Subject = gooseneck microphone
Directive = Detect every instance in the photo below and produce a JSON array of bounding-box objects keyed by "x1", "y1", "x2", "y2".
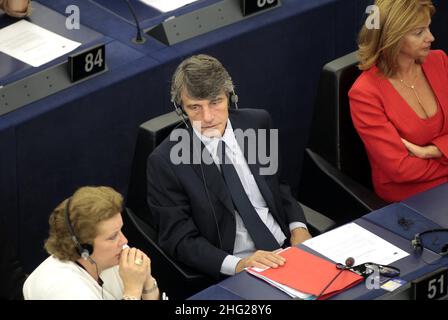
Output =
[
  {"x1": 124, "y1": 0, "x2": 146, "y2": 44},
  {"x1": 315, "y1": 257, "x2": 355, "y2": 300}
]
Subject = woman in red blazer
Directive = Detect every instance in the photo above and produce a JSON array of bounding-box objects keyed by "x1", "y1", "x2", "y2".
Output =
[{"x1": 349, "y1": 0, "x2": 448, "y2": 202}]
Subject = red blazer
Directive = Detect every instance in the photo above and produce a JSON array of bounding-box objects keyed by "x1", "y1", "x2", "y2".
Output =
[{"x1": 349, "y1": 50, "x2": 448, "y2": 202}]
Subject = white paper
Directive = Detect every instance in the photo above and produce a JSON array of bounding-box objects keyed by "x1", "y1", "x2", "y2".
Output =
[
  {"x1": 0, "y1": 20, "x2": 81, "y2": 67},
  {"x1": 139, "y1": 0, "x2": 197, "y2": 12},
  {"x1": 303, "y1": 223, "x2": 409, "y2": 266}
]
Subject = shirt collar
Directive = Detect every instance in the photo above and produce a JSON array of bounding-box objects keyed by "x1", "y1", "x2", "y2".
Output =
[{"x1": 192, "y1": 119, "x2": 238, "y2": 152}]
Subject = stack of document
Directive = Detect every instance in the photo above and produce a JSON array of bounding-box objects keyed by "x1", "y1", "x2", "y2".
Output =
[{"x1": 246, "y1": 246, "x2": 364, "y2": 300}]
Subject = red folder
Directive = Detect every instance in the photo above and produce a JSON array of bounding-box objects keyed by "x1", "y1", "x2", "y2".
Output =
[{"x1": 246, "y1": 247, "x2": 364, "y2": 299}]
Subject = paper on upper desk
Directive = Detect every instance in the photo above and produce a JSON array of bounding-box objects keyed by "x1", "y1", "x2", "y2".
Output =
[
  {"x1": 139, "y1": 0, "x2": 197, "y2": 12},
  {"x1": 0, "y1": 20, "x2": 81, "y2": 67},
  {"x1": 303, "y1": 223, "x2": 409, "y2": 266}
]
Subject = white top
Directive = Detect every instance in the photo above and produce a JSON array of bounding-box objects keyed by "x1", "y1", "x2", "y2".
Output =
[
  {"x1": 23, "y1": 255, "x2": 124, "y2": 300},
  {"x1": 193, "y1": 120, "x2": 307, "y2": 275}
]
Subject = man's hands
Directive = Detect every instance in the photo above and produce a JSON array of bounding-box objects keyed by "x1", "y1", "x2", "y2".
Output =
[
  {"x1": 401, "y1": 138, "x2": 442, "y2": 159},
  {"x1": 235, "y1": 250, "x2": 286, "y2": 273},
  {"x1": 235, "y1": 228, "x2": 312, "y2": 273},
  {"x1": 290, "y1": 227, "x2": 312, "y2": 247}
]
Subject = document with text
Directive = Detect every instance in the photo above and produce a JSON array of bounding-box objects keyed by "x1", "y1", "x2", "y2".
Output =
[
  {"x1": 303, "y1": 223, "x2": 409, "y2": 266},
  {"x1": 139, "y1": 0, "x2": 197, "y2": 12},
  {"x1": 0, "y1": 20, "x2": 81, "y2": 67}
]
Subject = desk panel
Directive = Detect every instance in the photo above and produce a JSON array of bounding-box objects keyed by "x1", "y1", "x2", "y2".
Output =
[{"x1": 402, "y1": 183, "x2": 448, "y2": 229}]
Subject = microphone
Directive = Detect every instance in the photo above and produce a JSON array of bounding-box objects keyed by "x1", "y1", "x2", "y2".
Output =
[
  {"x1": 315, "y1": 257, "x2": 355, "y2": 300},
  {"x1": 123, "y1": 0, "x2": 146, "y2": 44}
]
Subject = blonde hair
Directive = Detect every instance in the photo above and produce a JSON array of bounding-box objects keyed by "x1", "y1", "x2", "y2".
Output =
[
  {"x1": 44, "y1": 186, "x2": 123, "y2": 261},
  {"x1": 357, "y1": 0, "x2": 435, "y2": 77}
]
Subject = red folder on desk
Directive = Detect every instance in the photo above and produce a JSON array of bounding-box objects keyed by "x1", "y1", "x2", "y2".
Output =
[{"x1": 246, "y1": 247, "x2": 364, "y2": 299}]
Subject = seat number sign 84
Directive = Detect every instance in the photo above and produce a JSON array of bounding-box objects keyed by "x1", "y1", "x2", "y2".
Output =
[
  {"x1": 69, "y1": 44, "x2": 106, "y2": 82},
  {"x1": 242, "y1": 0, "x2": 279, "y2": 17}
]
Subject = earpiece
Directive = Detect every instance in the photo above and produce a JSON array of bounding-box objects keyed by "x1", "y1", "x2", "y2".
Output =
[
  {"x1": 411, "y1": 236, "x2": 422, "y2": 250},
  {"x1": 172, "y1": 100, "x2": 190, "y2": 129},
  {"x1": 229, "y1": 89, "x2": 239, "y2": 110},
  {"x1": 64, "y1": 198, "x2": 93, "y2": 261},
  {"x1": 412, "y1": 229, "x2": 448, "y2": 255},
  {"x1": 441, "y1": 244, "x2": 448, "y2": 256}
]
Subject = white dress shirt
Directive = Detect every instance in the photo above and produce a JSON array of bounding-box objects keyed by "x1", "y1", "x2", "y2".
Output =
[{"x1": 193, "y1": 120, "x2": 307, "y2": 275}]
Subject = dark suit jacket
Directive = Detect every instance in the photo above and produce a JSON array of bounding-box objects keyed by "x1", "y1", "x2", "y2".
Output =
[{"x1": 146, "y1": 108, "x2": 306, "y2": 279}]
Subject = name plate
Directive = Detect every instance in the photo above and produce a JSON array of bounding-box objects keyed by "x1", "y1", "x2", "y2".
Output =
[
  {"x1": 242, "y1": 0, "x2": 279, "y2": 17},
  {"x1": 412, "y1": 267, "x2": 448, "y2": 300},
  {"x1": 68, "y1": 44, "x2": 106, "y2": 82}
]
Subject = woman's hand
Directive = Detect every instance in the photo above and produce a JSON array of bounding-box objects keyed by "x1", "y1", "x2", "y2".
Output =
[
  {"x1": 119, "y1": 247, "x2": 149, "y2": 299},
  {"x1": 401, "y1": 138, "x2": 442, "y2": 159},
  {"x1": 141, "y1": 257, "x2": 160, "y2": 300}
]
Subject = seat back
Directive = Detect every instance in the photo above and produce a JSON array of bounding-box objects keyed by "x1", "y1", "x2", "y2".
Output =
[
  {"x1": 122, "y1": 207, "x2": 212, "y2": 300},
  {"x1": 298, "y1": 52, "x2": 387, "y2": 225},
  {"x1": 125, "y1": 111, "x2": 213, "y2": 299},
  {"x1": 308, "y1": 51, "x2": 372, "y2": 189},
  {"x1": 126, "y1": 111, "x2": 182, "y2": 227}
]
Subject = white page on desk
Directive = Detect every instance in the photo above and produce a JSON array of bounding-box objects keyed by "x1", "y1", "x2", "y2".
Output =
[
  {"x1": 303, "y1": 223, "x2": 409, "y2": 266},
  {"x1": 0, "y1": 20, "x2": 81, "y2": 67},
  {"x1": 139, "y1": 0, "x2": 197, "y2": 12}
]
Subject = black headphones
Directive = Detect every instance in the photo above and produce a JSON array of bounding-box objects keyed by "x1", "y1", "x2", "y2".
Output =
[
  {"x1": 172, "y1": 89, "x2": 239, "y2": 129},
  {"x1": 411, "y1": 229, "x2": 448, "y2": 256},
  {"x1": 229, "y1": 90, "x2": 239, "y2": 109},
  {"x1": 64, "y1": 198, "x2": 93, "y2": 261}
]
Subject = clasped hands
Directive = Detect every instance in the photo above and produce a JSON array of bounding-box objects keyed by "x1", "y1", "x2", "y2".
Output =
[
  {"x1": 235, "y1": 227, "x2": 311, "y2": 273},
  {"x1": 119, "y1": 247, "x2": 158, "y2": 299},
  {"x1": 401, "y1": 138, "x2": 442, "y2": 159}
]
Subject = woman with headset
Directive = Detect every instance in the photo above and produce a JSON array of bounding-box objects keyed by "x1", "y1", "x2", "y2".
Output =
[
  {"x1": 23, "y1": 186, "x2": 160, "y2": 300},
  {"x1": 349, "y1": 0, "x2": 448, "y2": 202},
  {"x1": 0, "y1": 0, "x2": 30, "y2": 17}
]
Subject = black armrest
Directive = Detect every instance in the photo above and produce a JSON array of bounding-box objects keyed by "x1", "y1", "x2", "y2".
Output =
[
  {"x1": 298, "y1": 149, "x2": 388, "y2": 225},
  {"x1": 299, "y1": 202, "x2": 336, "y2": 236},
  {"x1": 123, "y1": 207, "x2": 212, "y2": 299}
]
